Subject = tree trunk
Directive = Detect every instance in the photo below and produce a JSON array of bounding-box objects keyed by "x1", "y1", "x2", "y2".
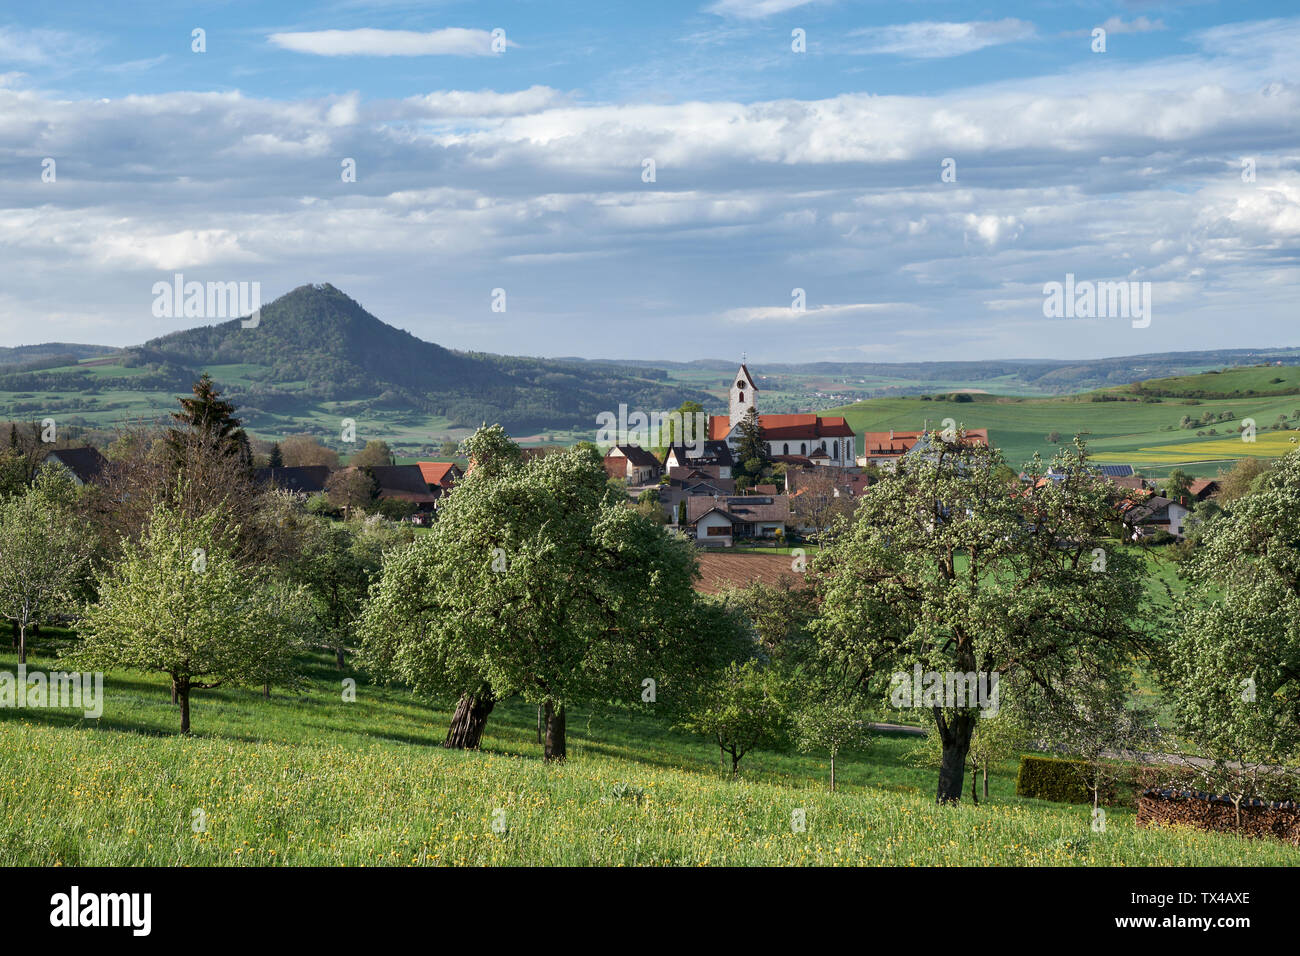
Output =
[
  {"x1": 443, "y1": 691, "x2": 494, "y2": 749},
  {"x1": 730, "y1": 750, "x2": 741, "y2": 779},
  {"x1": 263, "y1": 683, "x2": 270, "y2": 699},
  {"x1": 335, "y1": 647, "x2": 346, "y2": 669},
  {"x1": 971, "y1": 761, "x2": 979, "y2": 805},
  {"x1": 537, "y1": 703, "x2": 544, "y2": 744},
  {"x1": 543, "y1": 701, "x2": 566, "y2": 763},
  {"x1": 178, "y1": 682, "x2": 191, "y2": 735},
  {"x1": 17, "y1": 622, "x2": 26, "y2": 664},
  {"x1": 830, "y1": 752, "x2": 836, "y2": 793},
  {"x1": 171, "y1": 678, "x2": 178, "y2": 705},
  {"x1": 935, "y1": 710, "x2": 975, "y2": 804}
]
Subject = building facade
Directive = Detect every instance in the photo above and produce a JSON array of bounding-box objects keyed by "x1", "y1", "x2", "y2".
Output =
[{"x1": 709, "y1": 364, "x2": 856, "y2": 467}]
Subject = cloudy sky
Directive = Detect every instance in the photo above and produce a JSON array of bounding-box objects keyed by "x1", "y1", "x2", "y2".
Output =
[{"x1": 2, "y1": 0, "x2": 1298, "y2": 363}]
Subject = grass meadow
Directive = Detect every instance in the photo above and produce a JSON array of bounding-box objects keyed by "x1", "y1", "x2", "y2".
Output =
[{"x1": 1, "y1": 630, "x2": 1295, "y2": 866}]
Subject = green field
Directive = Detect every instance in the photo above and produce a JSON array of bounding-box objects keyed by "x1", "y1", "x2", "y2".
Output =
[
  {"x1": 1129, "y1": 365, "x2": 1300, "y2": 399},
  {"x1": 825, "y1": 392, "x2": 1300, "y2": 476},
  {"x1": 0, "y1": 630, "x2": 1293, "y2": 866}
]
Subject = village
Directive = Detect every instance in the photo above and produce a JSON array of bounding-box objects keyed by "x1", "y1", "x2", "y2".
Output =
[{"x1": 37, "y1": 363, "x2": 1219, "y2": 588}]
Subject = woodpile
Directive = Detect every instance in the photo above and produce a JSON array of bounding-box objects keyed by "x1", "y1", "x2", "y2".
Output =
[{"x1": 1137, "y1": 789, "x2": 1300, "y2": 846}]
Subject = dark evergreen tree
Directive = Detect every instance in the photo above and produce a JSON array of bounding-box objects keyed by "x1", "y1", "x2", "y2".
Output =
[
  {"x1": 166, "y1": 374, "x2": 252, "y2": 471},
  {"x1": 735, "y1": 407, "x2": 768, "y2": 480}
]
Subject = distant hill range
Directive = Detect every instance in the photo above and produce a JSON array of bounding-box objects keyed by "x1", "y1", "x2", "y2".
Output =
[
  {"x1": 1, "y1": 285, "x2": 715, "y2": 433},
  {"x1": 4, "y1": 283, "x2": 1299, "y2": 434},
  {"x1": 572, "y1": 350, "x2": 1300, "y2": 395},
  {"x1": 0, "y1": 343, "x2": 118, "y2": 371}
]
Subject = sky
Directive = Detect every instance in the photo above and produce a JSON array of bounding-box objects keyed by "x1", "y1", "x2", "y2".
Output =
[{"x1": 2, "y1": 0, "x2": 1298, "y2": 364}]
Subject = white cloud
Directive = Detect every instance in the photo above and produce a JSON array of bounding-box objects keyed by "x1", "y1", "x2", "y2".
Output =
[
  {"x1": 0, "y1": 26, "x2": 96, "y2": 64},
  {"x1": 4, "y1": 16, "x2": 1300, "y2": 359},
  {"x1": 722, "y1": 303, "x2": 914, "y2": 323},
  {"x1": 1064, "y1": 16, "x2": 1166, "y2": 39},
  {"x1": 404, "y1": 86, "x2": 564, "y2": 117},
  {"x1": 1098, "y1": 16, "x2": 1166, "y2": 36},
  {"x1": 851, "y1": 19, "x2": 1036, "y2": 58},
  {"x1": 705, "y1": 0, "x2": 823, "y2": 20},
  {"x1": 964, "y1": 214, "x2": 1022, "y2": 247},
  {"x1": 267, "y1": 28, "x2": 501, "y2": 57}
]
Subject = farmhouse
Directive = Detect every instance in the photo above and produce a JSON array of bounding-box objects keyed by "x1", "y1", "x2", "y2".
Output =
[
  {"x1": 860, "y1": 428, "x2": 990, "y2": 469},
  {"x1": 369, "y1": 465, "x2": 441, "y2": 515},
  {"x1": 40, "y1": 447, "x2": 107, "y2": 485},
  {"x1": 707, "y1": 364, "x2": 856, "y2": 467},
  {"x1": 604, "y1": 444, "x2": 663, "y2": 485},
  {"x1": 663, "y1": 440, "x2": 734, "y2": 478},
  {"x1": 1119, "y1": 494, "x2": 1191, "y2": 540},
  {"x1": 416, "y1": 461, "x2": 463, "y2": 496},
  {"x1": 256, "y1": 464, "x2": 331, "y2": 495}
]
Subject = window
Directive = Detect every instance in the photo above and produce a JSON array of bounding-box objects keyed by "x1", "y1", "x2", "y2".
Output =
[
  {"x1": 707, "y1": 524, "x2": 730, "y2": 536},
  {"x1": 833, "y1": 440, "x2": 839, "y2": 459},
  {"x1": 783, "y1": 443, "x2": 789, "y2": 455},
  {"x1": 800, "y1": 443, "x2": 806, "y2": 455},
  {"x1": 738, "y1": 390, "x2": 744, "y2": 403}
]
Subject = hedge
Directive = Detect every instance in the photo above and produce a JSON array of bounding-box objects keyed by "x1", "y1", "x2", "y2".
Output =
[
  {"x1": 1017, "y1": 756, "x2": 1300, "y2": 808},
  {"x1": 1014, "y1": 755, "x2": 1121, "y2": 806}
]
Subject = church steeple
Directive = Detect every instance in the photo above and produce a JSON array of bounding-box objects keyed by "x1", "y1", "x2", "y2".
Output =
[{"x1": 729, "y1": 361, "x2": 758, "y2": 428}]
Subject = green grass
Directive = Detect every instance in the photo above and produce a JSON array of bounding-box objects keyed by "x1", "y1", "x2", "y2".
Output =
[
  {"x1": 823, "y1": 392, "x2": 1300, "y2": 476},
  {"x1": 1127, "y1": 364, "x2": 1300, "y2": 399},
  {"x1": 0, "y1": 634, "x2": 1293, "y2": 866}
]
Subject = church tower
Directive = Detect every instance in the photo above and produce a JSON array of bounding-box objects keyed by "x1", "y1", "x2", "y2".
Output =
[{"x1": 729, "y1": 362, "x2": 758, "y2": 429}]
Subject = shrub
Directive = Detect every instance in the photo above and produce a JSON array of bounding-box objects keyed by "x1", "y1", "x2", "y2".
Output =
[{"x1": 1015, "y1": 755, "x2": 1121, "y2": 805}]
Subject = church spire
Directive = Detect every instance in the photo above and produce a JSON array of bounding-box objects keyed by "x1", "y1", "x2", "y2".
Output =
[{"x1": 729, "y1": 361, "x2": 757, "y2": 428}]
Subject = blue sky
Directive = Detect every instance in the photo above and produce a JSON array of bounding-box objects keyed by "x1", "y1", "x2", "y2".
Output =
[{"x1": 3, "y1": 0, "x2": 1298, "y2": 362}]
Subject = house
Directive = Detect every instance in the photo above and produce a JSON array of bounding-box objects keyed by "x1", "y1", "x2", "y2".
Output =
[
  {"x1": 693, "y1": 552, "x2": 810, "y2": 596},
  {"x1": 663, "y1": 441, "x2": 735, "y2": 478},
  {"x1": 659, "y1": 468, "x2": 737, "y2": 522},
  {"x1": 1119, "y1": 494, "x2": 1191, "y2": 540},
  {"x1": 785, "y1": 466, "x2": 871, "y2": 499},
  {"x1": 604, "y1": 445, "x2": 662, "y2": 485},
  {"x1": 685, "y1": 494, "x2": 790, "y2": 547},
  {"x1": 859, "y1": 428, "x2": 990, "y2": 469},
  {"x1": 1187, "y1": 478, "x2": 1219, "y2": 501},
  {"x1": 255, "y1": 465, "x2": 331, "y2": 495},
  {"x1": 786, "y1": 468, "x2": 865, "y2": 534},
  {"x1": 416, "y1": 461, "x2": 463, "y2": 496},
  {"x1": 40, "y1": 447, "x2": 107, "y2": 485},
  {"x1": 666, "y1": 464, "x2": 727, "y2": 484},
  {"x1": 706, "y1": 364, "x2": 856, "y2": 467},
  {"x1": 369, "y1": 464, "x2": 441, "y2": 516},
  {"x1": 1108, "y1": 475, "x2": 1156, "y2": 493}
]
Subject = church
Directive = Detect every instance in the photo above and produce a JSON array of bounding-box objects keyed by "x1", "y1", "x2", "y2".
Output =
[{"x1": 708, "y1": 364, "x2": 856, "y2": 467}]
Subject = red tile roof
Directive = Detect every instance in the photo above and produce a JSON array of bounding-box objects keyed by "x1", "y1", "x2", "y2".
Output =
[
  {"x1": 708, "y1": 413, "x2": 855, "y2": 441},
  {"x1": 417, "y1": 462, "x2": 461, "y2": 488},
  {"x1": 861, "y1": 428, "x2": 989, "y2": 458}
]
